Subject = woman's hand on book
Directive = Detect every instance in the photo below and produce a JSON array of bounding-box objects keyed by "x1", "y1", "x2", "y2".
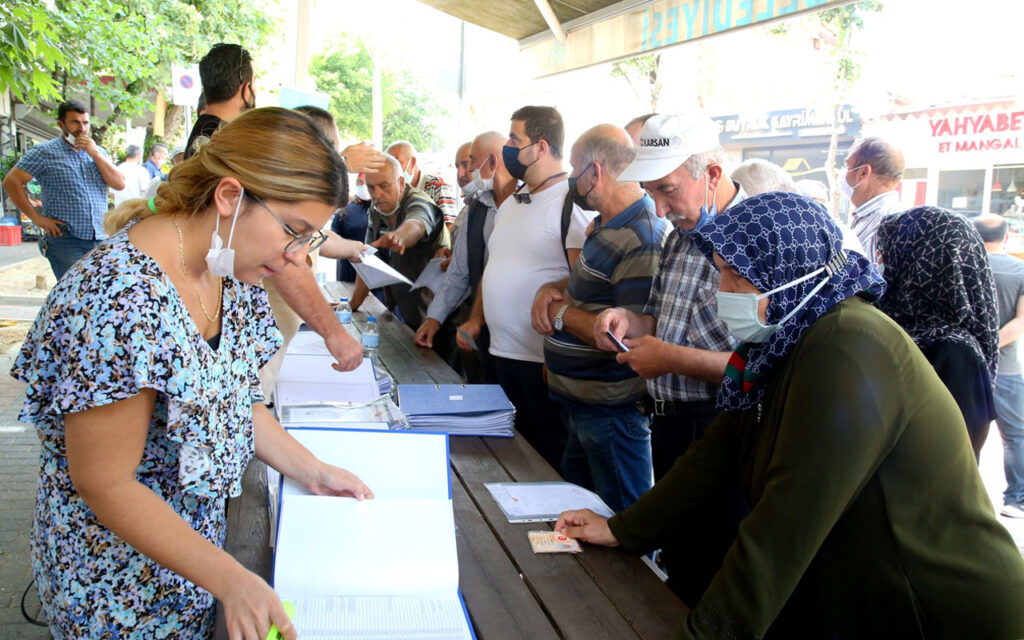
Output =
[{"x1": 308, "y1": 463, "x2": 374, "y2": 501}]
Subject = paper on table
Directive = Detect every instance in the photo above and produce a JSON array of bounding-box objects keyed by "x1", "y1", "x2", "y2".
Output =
[
  {"x1": 276, "y1": 356, "x2": 380, "y2": 406},
  {"x1": 285, "y1": 331, "x2": 332, "y2": 356},
  {"x1": 281, "y1": 428, "x2": 450, "y2": 501},
  {"x1": 350, "y1": 247, "x2": 413, "y2": 289},
  {"x1": 409, "y1": 257, "x2": 449, "y2": 293},
  {"x1": 274, "y1": 496, "x2": 459, "y2": 598},
  {"x1": 484, "y1": 481, "x2": 615, "y2": 523},
  {"x1": 290, "y1": 596, "x2": 472, "y2": 640}
]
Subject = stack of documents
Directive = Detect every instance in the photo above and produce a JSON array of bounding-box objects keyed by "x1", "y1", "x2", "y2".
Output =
[
  {"x1": 273, "y1": 428, "x2": 473, "y2": 639},
  {"x1": 397, "y1": 384, "x2": 515, "y2": 437},
  {"x1": 484, "y1": 481, "x2": 615, "y2": 523},
  {"x1": 276, "y1": 355, "x2": 382, "y2": 408}
]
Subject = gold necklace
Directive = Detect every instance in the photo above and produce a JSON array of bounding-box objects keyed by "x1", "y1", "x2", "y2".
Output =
[{"x1": 173, "y1": 218, "x2": 223, "y2": 324}]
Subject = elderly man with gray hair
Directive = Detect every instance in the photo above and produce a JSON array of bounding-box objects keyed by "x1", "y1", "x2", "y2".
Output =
[
  {"x1": 731, "y1": 157, "x2": 796, "y2": 195},
  {"x1": 387, "y1": 140, "x2": 459, "y2": 230},
  {"x1": 351, "y1": 154, "x2": 449, "y2": 330},
  {"x1": 839, "y1": 136, "x2": 906, "y2": 262},
  {"x1": 530, "y1": 124, "x2": 669, "y2": 513}
]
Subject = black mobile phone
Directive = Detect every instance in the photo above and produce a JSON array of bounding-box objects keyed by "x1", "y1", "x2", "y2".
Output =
[{"x1": 606, "y1": 330, "x2": 629, "y2": 353}]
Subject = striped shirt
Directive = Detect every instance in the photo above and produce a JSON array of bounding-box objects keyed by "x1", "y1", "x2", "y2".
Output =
[
  {"x1": 545, "y1": 196, "x2": 669, "y2": 407},
  {"x1": 643, "y1": 185, "x2": 746, "y2": 403},
  {"x1": 415, "y1": 172, "x2": 459, "y2": 229},
  {"x1": 850, "y1": 190, "x2": 903, "y2": 264},
  {"x1": 426, "y1": 191, "x2": 497, "y2": 323},
  {"x1": 14, "y1": 137, "x2": 110, "y2": 240}
]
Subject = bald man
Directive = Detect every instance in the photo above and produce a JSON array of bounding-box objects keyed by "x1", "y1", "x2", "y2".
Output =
[
  {"x1": 415, "y1": 131, "x2": 516, "y2": 383},
  {"x1": 529, "y1": 124, "x2": 669, "y2": 512},
  {"x1": 387, "y1": 140, "x2": 459, "y2": 230}
]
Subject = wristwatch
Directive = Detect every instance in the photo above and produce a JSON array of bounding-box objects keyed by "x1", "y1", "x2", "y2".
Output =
[{"x1": 553, "y1": 304, "x2": 570, "y2": 331}]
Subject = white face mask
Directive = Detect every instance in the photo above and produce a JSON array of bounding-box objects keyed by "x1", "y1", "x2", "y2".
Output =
[
  {"x1": 354, "y1": 184, "x2": 370, "y2": 201},
  {"x1": 402, "y1": 159, "x2": 415, "y2": 186},
  {"x1": 472, "y1": 164, "x2": 494, "y2": 195},
  {"x1": 838, "y1": 164, "x2": 864, "y2": 202},
  {"x1": 715, "y1": 253, "x2": 847, "y2": 343},
  {"x1": 206, "y1": 187, "x2": 245, "y2": 277},
  {"x1": 460, "y1": 180, "x2": 480, "y2": 198}
]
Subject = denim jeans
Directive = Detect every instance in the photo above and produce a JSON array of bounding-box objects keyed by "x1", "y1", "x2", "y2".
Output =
[
  {"x1": 39, "y1": 234, "x2": 100, "y2": 281},
  {"x1": 558, "y1": 402, "x2": 653, "y2": 513},
  {"x1": 994, "y1": 374, "x2": 1024, "y2": 504}
]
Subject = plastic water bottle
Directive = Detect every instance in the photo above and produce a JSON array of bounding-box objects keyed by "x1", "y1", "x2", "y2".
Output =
[
  {"x1": 336, "y1": 297, "x2": 359, "y2": 340},
  {"x1": 361, "y1": 316, "x2": 379, "y2": 362}
]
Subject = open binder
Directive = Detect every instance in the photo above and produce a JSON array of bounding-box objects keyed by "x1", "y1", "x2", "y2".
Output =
[{"x1": 272, "y1": 428, "x2": 474, "y2": 639}]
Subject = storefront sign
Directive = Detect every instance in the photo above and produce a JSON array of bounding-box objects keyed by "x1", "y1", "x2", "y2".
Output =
[
  {"x1": 521, "y1": 0, "x2": 850, "y2": 77},
  {"x1": 929, "y1": 109, "x2": 1024, "y2": 154},
  {"x1": 712, "y1": 105, "x2": 860, "y2": 143}
]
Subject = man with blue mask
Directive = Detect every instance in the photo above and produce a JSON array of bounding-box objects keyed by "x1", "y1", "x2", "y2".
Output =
[
  {"x1": 840, "y1": 136, "x2": 905, "y2": 264},
  {"x1": 474, "y1": 105, "x2": 595, "y2": 470},
  {"x1": 593, "y1": 112, "x2": 747, "y2": 606}
]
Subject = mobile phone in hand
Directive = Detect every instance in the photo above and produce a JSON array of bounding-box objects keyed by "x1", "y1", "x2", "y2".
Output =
[{"x1": 606, "y1": 330, "x2": 629, "y2": 353}]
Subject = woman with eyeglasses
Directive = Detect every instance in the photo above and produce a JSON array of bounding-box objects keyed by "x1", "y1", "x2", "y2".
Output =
[{"x1": 12, "y1": 107, "x2": 372, "y2": 640}]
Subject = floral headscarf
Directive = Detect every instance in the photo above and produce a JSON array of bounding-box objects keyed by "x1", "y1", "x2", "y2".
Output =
[{"x1": 693, "y1": 191, "x2": 887, "y2": 410}]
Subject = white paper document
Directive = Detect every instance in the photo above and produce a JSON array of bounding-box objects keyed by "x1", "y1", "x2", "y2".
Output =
[
  {"x1": 276, "y1": 356, "x2": 380, "y2": 406},
  {"x1": 285, "y1": 331, "x2": 334, "y2": 356},
  {"x1": 408, "y1": 257, "x2": 448, "y2": 293},
  {"x1": 485, "y1": 481, "x2": 615, "y2": 523},
  {"x1": 350, "y1": 248, "x2": 413, "y2": 289},
  {"x1": 272, "y1": 429, "x2": 472, "y2": 639}
]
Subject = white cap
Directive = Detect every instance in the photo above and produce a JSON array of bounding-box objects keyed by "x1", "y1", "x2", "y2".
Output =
[{"x1": 618, "y1": 113, "x2": 721, "y2": 182}]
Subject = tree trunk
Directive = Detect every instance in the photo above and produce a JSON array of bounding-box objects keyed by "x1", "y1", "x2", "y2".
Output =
[{"x1": 162, "y1": 104, "x2": 186, "y2": 143}]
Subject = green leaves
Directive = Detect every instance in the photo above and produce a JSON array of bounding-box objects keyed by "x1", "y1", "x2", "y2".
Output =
[
  {"x1": 311, "y1": 36, "x2": 446, "y2": 152},
  {"x1": 0, "y1": 0, "x2": 276, "y2": 143}
]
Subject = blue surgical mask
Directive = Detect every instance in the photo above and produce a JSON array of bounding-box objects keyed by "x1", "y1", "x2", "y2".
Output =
[
  {"x1": 502, "y1": 143, "x2": 536, "y2": 182},
  {"x1": 715, "y1": 257, "x2": 841, "y2": 343},
  {"x1": 206, "y1": 187, "x2": 244, "y2": 277},
  {"x1": 683, "y1": 174, "x2": 718, "y2": 235}
]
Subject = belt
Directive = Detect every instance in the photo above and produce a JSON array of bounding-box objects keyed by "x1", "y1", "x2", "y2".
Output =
[{"x1": 635, "y1": 396, "x2": 717, "y2": 417}]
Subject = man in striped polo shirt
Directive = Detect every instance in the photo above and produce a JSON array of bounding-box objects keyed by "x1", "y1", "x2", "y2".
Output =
[
  {"x1": 531, "y1": 124, "x2": 669, "y2": 512},
  {"x1": 3, "y1": 100, "x2": 126, "y2": 280}
]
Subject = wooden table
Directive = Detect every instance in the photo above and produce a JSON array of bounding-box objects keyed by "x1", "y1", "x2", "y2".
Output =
[{"x1": 216, "y1": 285, "x2": 689, "y2": 639}]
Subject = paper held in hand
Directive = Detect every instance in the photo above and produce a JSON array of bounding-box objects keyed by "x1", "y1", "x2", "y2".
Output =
[
  {"x1": 349, "y1": 246, "x2": 413, "y2": 289},
  {"x1": 485, "y1": 481, "x2": 615, "y2": 523}
]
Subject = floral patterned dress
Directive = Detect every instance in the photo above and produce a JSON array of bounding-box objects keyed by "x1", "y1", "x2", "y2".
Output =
[{"x1": 12, "y1": 221, "x2": 282, "y2": 639}]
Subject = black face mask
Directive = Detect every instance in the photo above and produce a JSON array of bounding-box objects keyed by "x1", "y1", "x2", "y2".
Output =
[{"x1": 568, "y1": 164, "x2": 596, "y2": 211}]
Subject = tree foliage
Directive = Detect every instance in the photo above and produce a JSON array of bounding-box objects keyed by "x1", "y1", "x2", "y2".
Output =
[
  {"x1": 0, "y1": 0, "x2": 276, "y2": 144},
  {"x1": 610, "y1": 54, "x2": 663, "y2": 112},
  {"x1": 310, "y1": 38, "x2": 446, "y2": 152}
]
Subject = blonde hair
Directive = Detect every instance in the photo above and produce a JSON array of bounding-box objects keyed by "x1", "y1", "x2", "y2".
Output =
[{"x1": 105, "y1": 107, "x2": 348, "y2": 234}]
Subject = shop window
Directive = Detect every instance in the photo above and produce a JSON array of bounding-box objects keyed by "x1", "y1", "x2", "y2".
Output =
[
  {"x1": 937, "y1": 169, "x2": 985, "y2": 214},
  {"x1": 991, "y1": 164, "x2": 1024, "y2": 216}
]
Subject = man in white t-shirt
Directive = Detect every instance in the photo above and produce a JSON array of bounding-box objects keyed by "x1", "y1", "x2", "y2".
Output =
[
  {"x1": 113, "y1": 145, "x2": 151, "y2": 206},
  {"x1": 470, "y1": 105, "x2": 595, "y2": 469}
]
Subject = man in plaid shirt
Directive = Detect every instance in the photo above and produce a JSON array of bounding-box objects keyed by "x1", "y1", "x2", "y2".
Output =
[
  {"x1": 594, "y1": 113, "x2": 748, "y2": 607},
  {"x1": 3, "y1": 100, "x2": 125, "y2": 280}
]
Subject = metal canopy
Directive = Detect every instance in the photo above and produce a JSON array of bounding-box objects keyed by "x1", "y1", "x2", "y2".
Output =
[{"x1": 416, "y1": 0, "x2": 852, "y2": 77}]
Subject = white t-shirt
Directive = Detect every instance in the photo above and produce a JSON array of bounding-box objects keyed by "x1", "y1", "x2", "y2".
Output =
[
  {"x1": 113, "y1": 162, "x2": 151, "y2": 206},
  {"x1": 482, "y1": 179, "x2": 596, "y2": 362}
]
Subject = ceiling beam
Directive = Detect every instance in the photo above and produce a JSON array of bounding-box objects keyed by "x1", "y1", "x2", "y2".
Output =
[{"x1": 531, "y1": 0, "x2": 568, "y2": 43}]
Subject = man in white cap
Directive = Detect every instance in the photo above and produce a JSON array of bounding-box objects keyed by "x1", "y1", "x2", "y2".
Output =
[{"x1": 593, "y1": 112, "x2": 747, "y2": 606}]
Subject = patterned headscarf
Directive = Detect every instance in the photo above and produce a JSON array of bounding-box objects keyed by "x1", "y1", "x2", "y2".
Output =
[
  {"x1": 694, "y1": 191, "x2": 886, "y2": 411},
  {"x1": 876, "y1": 206, "x2": 999, "y2": 385}
]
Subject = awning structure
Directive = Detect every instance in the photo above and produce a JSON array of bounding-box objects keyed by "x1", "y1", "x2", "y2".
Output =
[{"x1": 417, "y1": 0, "x2": 853, "y2": 77}]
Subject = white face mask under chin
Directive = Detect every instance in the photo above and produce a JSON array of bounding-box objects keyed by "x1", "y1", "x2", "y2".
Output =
[{"x1": 206, "y1": 187, "x2": 245, "y2": 277}]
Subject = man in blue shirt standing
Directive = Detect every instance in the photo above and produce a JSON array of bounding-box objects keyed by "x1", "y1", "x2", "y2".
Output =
[
  {"x1": 3, "y1": 100, "x2": 125, "y2": 280},
  {"x1": 142, "y1": 143, "x2": 168, "y2": 181}
]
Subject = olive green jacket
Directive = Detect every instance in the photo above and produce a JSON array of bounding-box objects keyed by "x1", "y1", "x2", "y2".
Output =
[{"x1": 609, "y1": 297, "x2": 1024, "y2": 639}]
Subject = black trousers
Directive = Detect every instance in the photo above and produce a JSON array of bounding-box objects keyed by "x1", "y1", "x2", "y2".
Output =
[
  {"x1": 651, "y1": 401, "x2": 749, "y2": 608},
  {"x1": 493, "y1": 356, "x2": 567, "y2": 470}
]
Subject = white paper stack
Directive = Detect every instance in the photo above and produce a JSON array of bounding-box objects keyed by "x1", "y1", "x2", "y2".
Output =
[{"x1": 276, "y1": 355, "x2": 382, "y2": 408}]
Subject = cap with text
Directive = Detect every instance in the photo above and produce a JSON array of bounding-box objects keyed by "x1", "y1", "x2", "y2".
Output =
[{"x1": 618, "y1": 113, "x2": 721, "y2": 182}]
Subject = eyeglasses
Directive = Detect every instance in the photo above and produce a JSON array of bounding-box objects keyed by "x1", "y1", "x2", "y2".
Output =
[{"x1": 250, "y1": 195, "x2": 328, "y2": 254}]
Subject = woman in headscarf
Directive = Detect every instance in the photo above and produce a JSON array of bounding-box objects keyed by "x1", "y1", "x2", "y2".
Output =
[
  {"x1": 556, "y1": 192, "x2": 1024, "y2": 639},
  {"x1": 877, "y1": 206, "x2": 999, "y2": 460}
]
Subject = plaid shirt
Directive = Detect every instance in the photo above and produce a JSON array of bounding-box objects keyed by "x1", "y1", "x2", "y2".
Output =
[
  {"x1": 14, "y1": 137, "x2": 110, "y2": 240},
  {"x1": 642, "y1": 185, "x2": 746, "y2": 402}
]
